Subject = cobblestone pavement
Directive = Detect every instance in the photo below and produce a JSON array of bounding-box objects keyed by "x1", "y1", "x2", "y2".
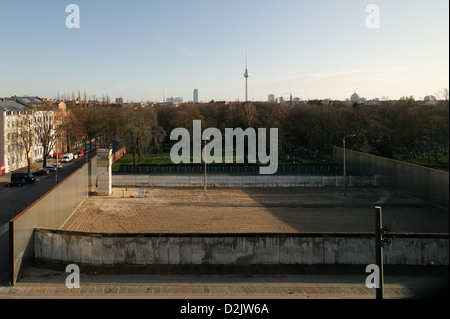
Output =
[
  {"x1": 0, "y1": 282, "x2": 421, "y2": 299},
  {"x1": 1, "y1": 264, "x2": 448, "y2": 299}
]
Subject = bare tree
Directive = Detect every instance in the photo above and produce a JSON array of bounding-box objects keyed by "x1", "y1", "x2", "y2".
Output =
[
  {"x1": 436, "y1": 88, "x2": 449, "y2": 108},
  {"x1": 243, "y1": 102, "x2": 257, "y2": 127},
  {"x1": 120, "y1": 106, "x2": 162, "y2": 165},
  {"x1": 17, "y1": 113, "x2": 35, "y2": 173},
  {"x1": 34, "y1": 110, "x2": 60, "y2": 168}
]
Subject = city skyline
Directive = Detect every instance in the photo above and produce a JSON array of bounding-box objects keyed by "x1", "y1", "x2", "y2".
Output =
[{"x1": 0, "y1": 1, "x2": 448, "y2": 102}]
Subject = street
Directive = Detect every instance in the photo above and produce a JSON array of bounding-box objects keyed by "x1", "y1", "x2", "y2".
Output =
[
  {"x1": 0, "y1": 148, "x2": 97, "y2": 284},
  {"x1": 0, "y1": 148, "x2": 97, "y2": 219}
]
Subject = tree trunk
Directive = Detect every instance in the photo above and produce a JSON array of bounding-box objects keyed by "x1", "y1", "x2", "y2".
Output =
[
  {"x1": 66, "y1": 133, "x2": 70, "y2": 153},
  {"x1": 434, "y1": 150, "x2": 440, "y2": 163},
  {"x1": 27, "y1": 156, "x2": 31, "y2": 173}
]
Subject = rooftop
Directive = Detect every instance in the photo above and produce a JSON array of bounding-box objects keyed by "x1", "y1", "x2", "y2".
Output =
[
  {"x1": 13, "y1": 96, "x2": 42, "y2": 106},
  {"x1": 0, "y1": 100, "x2": 26, "y2": 112}
]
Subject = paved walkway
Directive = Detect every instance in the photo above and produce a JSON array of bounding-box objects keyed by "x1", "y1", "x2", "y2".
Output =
[{"x1": 1, "y1": 264, "x2": 448, "y2": 299}]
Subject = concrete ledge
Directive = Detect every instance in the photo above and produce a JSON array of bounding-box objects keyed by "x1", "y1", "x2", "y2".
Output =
[
  {"x1": 112, "y1": 174, "x2": 380, "y2": 188},
  {"x1": 34, "y1": 228, "x2": 448, "y2": 266}
]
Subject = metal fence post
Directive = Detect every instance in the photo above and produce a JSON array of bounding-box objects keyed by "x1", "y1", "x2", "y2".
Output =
[{"x1": 375, "y1": 206, "x2": 383, "y2": 299}]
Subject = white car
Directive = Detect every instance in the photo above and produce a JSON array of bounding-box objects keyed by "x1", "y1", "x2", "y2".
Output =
[{"x1": 61, "y1": 153, "x2": 74, "y2": 162}]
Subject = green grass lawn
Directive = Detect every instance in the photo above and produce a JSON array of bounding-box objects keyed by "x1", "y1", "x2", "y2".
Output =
[
  {"x1": 113, "y1": 151, "x2": 447, "y2": 171},
  {"x1": 412, "y1": 155, "x2": 449, "y2": 171},
  {"x1": 113, "y1": 152, "x2": 334, "y2": 166},
  {"x1": 114, "y1": 153, "x2": 173, "y2": 166}
]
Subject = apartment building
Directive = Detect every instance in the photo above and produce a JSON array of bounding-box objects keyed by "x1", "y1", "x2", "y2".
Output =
[
  {"x1": 0, "y1": 100, "x2": 34, "y2": 173},
  {"x1": 0, "y1": 97, "x2": 55, "y2": 174}
]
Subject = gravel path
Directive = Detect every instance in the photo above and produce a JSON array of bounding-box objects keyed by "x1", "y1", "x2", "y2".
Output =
[{"x1": 61, "y1": 187, "x2": 448, "y2": 234}]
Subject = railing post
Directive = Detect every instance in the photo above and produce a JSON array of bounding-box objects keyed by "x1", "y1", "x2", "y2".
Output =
[{"x1": 375, "y1": 206, "x2": 390, "y2": 299}]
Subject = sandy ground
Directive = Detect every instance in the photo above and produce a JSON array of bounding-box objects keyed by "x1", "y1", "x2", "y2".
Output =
[{"x1": 61, "y1": 187, "x2": 431, "y2": 234}]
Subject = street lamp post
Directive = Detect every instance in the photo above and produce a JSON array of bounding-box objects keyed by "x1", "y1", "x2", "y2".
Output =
[
  {"x1": 56, "y1": 151, "x2": 58, "y2": 182},
  {"x1": 203, "y1": 136, "x2": 210, "y2": 196},
  {"x1": 343, "y1": 134, "x2": 355, "y2": 196}
]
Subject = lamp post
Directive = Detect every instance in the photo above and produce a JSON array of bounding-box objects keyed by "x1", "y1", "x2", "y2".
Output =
[
  {"x1": 343, "y1": 134, "x2": 355, "y2": 196},
  {"x1": 203, "y1": 136, "x2": 210, "y2": 196},
  {"x1": 56, "y1": 150, "x2": 58, "y2": 182}
]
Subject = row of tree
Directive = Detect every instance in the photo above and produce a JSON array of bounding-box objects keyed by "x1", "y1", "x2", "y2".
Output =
[
  {"x1": 63, "y1": 97, "x2": 449, "y2": 166},
  {"x1": 14, "y1": 108, "x2": 62, "y2": 171}
]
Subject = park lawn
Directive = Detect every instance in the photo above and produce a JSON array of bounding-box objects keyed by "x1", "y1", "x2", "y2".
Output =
[
  {"x1": 113, "y1": 152, "x2": 334, "y2": 166},
  {"x1": 114, "y1": 153, "x2": 173, "y2": 166},
  {"x1": 113, "y1": 153, "x2": 261, "y2": 166},
  {"x1": 412, "y1": 155, "x2": 449, "y2": 171},
  {"x1": 113, "y1": 152, "x2": 447, "y2": 171}
]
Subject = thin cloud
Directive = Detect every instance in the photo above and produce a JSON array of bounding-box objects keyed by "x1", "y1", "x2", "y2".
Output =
[
  {"x1": 258, "y1": 66, "x2": 410, "y2": 86},
  {"x1": 156, "y1": 35, "x2": 194, "y2": 55}
]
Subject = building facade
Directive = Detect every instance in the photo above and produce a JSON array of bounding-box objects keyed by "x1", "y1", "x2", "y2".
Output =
[
  {"x1": 166, "y1": 97, "x2": 183, "y2": 103},
  {"x1": 0, "y1": 100, "x2": 34, "y2": 173},
  {"x1": 193, "y1": 89, "x2": 198, "y2": 103},
  {"x1": 0, "y1": 97, "x2": 56, "y2": 174}
]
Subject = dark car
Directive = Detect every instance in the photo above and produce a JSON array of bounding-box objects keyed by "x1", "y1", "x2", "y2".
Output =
[
  {"x1": 7, "y1": 178, "x2": 26, "y2": 187},
  {"x1": 44, "y1": 166, "x2": 57, "y2": 172},
  {"x1": 10, "y1": 172, "x2": 36, "y2": 183},
  {"x1": 33, "y1": 168, "x2": 50, "y2": 176}
]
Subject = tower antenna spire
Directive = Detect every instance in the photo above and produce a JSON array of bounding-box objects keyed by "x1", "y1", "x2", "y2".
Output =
[{"x1": 244, "y1": 52, "x2": 249, "y2": 102}]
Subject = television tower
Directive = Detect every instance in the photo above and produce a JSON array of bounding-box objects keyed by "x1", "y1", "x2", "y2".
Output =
[{"x1": 244, "y1": 53, "x2": 249, "y2": 102}]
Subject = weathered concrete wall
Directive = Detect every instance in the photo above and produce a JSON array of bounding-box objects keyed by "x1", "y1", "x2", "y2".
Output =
[
  {"x1": 34, "y1": 229, "x2": 448, "y2": 266},
  {"x1": 97, "y1": 149, "x2": 112, "y2": 196},
  {"x1": 88, "y1": 155, "x2": 97, "y2": 192},
  {"x1": 112, "y1": 174, "x2": 380, "y2": 188},
  {"x1": 9, "y1": 158, "x2": 97, "y2": 285},
  {"x1": 333, "y1": 147, "x2": 449, "y2": 209}
]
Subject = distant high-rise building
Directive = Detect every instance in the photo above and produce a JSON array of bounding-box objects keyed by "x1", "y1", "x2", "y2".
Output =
[
  {"x1": 166, "y1": 97, "x2": 183, "y2": 103},
  {"x1": 193, "y1": 89, "x2": 199, "y2": 103},
  {"x1": 268, "y1": 94, "x2": 275, "y2": 102}
]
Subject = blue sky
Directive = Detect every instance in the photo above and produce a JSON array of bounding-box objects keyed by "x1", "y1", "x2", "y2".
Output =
[{"x1": 0, "y1": 0, "x2": 448, "y2": 102}]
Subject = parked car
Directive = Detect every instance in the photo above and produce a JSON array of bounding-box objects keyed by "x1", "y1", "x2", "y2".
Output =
[
  {"x1": 61, "y1": 153, "x2": 74, "y2": 163},
  {"x1": 7, "y1": 178, "x2": 26, "y2": 187},
  {"x1": 10, "y1": 172, "x2": 36, "y2": 184},
  {"x1": 33, "y1": 168, "x2": 50, "y2": 176},
  {"x1": 44, "y1": 166, "x2": 57, "y2": 172},
  {"x1": 53, "y1": 163, "x2": 63, "y2": 169},
  {"x1": 77, "y1": 150, "x2": 84, "y2": 156}
]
